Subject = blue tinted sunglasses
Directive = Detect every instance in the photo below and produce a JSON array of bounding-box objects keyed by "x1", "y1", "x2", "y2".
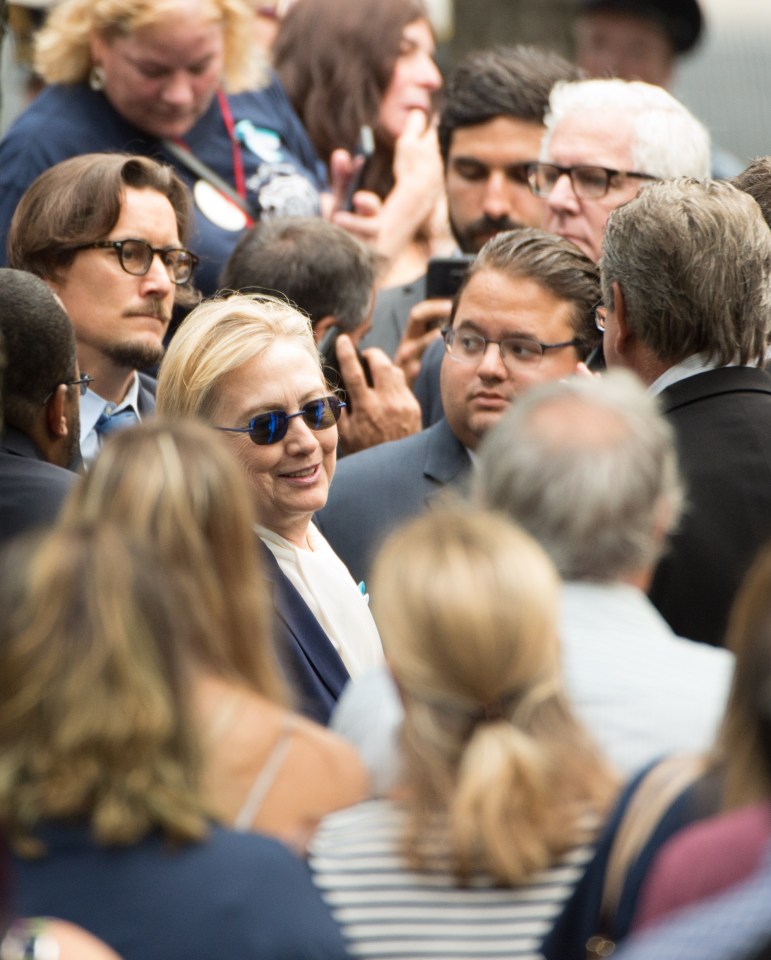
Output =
[{"x1": 218, "y1": 395, "x2": 346, "y2": 445}]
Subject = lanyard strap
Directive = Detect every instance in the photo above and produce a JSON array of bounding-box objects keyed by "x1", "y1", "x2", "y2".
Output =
[
  {"x1": 217, "y1": 88, "x2": 248, "y2": 202},
  {"x1": 163, "y1": 89, "x2": 256, "y2": 224}
]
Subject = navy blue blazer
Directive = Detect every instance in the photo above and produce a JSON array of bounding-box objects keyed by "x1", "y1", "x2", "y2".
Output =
[
  {"x1": 650, "y1": 366, "x2": 771, "y2": 646},
  {"x1": 0, "y1": 427, "x2": 79, "y2": 545},
  {"x1": 315, "y1": 417, "x2": 472, "y2": 588},
  {"x1": 260, "y1": 544, "x2": 349, "y2": 726}
]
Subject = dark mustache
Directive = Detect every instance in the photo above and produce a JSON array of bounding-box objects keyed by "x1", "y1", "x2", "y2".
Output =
[
  {"x1": 469, "y1": 215, "x2": 525, "y2": 236},
  {"x1": 122, "y1": 301, "x2": 172, "y2": 324}
]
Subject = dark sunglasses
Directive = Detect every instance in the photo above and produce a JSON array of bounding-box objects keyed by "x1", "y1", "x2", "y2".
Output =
[{"x1": 217, "y1": 396, "x2": 346, "y2": 445}]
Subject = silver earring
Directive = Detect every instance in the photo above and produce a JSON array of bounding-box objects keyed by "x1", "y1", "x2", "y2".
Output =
[{"x1": 89, "y1": 65, "x2": 106, "y2": 91}]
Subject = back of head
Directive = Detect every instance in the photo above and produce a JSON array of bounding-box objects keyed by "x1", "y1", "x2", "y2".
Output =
[
  {"x1": 219, "y1": 218, "x2": 378, "y2": 333},
  {"x1": 157, "y1": 292, "x2": 318, "y2": 421},
  {"x1": 453, "y1": 228, "x2": 601, "y2": 358},
  {"x1": 35, "y1": 0, "x2": 262, "y2": 92},
  {"x1": 543, "y1": 78, "x2": 710, "y2": 179},
  {"x1": 730, "y1": 157, "x2": 771, "y2": 230},
  {"x1": 438, "y1": 45, "x2": 581, "y2": 164},
  {"x1": 58, "y1": 419, "x2": 286, "y2": 703},
  {"x1": 7, "y1": 153, "x2": 193, "y2": 288},
  {"x1": 0, "y1": 524, "x2": 208, "y2": 854},
  {"x1": 477, "y1": 370, "x2": 682, "y2": 582},
  {"x1": 0, "y1": 268, "x2": 77, "y2": 433},
  {"x1": 371, "y1": 505, "x2": 615, "y2": 884},
  {"x1": 602, "y1": 177, "x2": 771, "y2": 367}
]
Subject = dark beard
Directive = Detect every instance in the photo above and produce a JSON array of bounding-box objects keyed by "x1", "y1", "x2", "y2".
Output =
[
  {"x1": 103, "y1": 340, "x2": 165, "y2": 373},
  {"x1": 450, "y1": 214, "x2": 526, "y2": 254}
]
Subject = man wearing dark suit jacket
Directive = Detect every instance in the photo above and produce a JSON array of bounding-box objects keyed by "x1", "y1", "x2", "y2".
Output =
[
  {"x1": 7, "y1": 153, "x2": 198, "y2": 465},
  {"x1": 0, "y1": 269, "x2": 82, "y2": 544},
  {"x1": 600, "y1": 177, "x2": 771, "y2": 646},
  {"x1": 316, "y1": 227, "x2": 601, "y2": 586}
]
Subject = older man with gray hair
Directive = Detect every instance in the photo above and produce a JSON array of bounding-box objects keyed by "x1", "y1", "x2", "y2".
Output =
[
  {"x1": 600, "y1": 177, "x2": 771, "y2": 646},
  {"x1": 529, "y1": 78, "x2": 710, "y2": 263},
  {"x1": 477, "y1": 370, "x2": 733, "y2": 774}
]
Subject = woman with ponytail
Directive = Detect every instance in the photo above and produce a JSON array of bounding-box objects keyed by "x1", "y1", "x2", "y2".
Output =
[{"x1": 309, "y1": 505, "x2": 616, "y2": 959}]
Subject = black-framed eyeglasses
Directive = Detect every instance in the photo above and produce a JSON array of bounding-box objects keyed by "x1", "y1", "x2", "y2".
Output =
[
  {"x1": 71, "y1": 239, "x2": 199, "y2": 284},
  {"x1": 217, "y1": 396, "x2": 346, "y2": 446},
  {"x1": 527, "y1": 162, "x2": 656, "y2": 200},
  {"x1": 595, "y1": 306, "x2": 608, "y2": 332},
  {"x1": 42, "y1": 374, "x2": 94, "y2": 405},
  {"x1": 443, "y1": 327, "x2": 580, "y2": 369}
]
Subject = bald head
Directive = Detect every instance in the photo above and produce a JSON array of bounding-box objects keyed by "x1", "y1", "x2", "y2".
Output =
[{"x1": 476, "y1": 370, "x2": 682, "y2": 582}]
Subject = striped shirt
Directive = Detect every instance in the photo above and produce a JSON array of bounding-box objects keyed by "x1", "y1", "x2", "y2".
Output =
[{"x1": 308, "y1": 798, "x2": 597, "y2": 960}]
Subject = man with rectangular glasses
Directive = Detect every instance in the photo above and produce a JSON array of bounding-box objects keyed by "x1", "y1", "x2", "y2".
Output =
[
  {"x1": 315, "y1": 227, "x2": 601, "y2": 589},
  {"x1": 7, "y1": 152, "x2": 198, "y2": 466},
  {"x1": 532, "y1": 77, "x2": 710, "y2": 263}
]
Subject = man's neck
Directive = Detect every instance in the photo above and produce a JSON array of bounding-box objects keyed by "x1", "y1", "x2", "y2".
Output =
[{"x1": 77, "y1": 348, "x2": 136, "y2": 405}]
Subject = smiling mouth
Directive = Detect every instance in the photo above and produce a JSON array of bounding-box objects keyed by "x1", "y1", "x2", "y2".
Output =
[{"x1": 281, "y1": 465, "x2": 319, "y2": 479}]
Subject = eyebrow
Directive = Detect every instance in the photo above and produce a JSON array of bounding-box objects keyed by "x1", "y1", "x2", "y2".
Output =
[
  {"x1": 455, "y1": 319, "x2": 538, "y2": 340},
  {"x1": 450, "y1": 157, "x2": 535, "y2": 173}
]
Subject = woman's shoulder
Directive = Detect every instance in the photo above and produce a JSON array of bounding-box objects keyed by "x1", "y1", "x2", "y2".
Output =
[
  {"x1": 2, "y1": 85, "x2": 135, "y2": 147},
  {"x1": 634, "y1": 801, "x2": 771, "y2": 930},
  {"x1": 274, "y1": 712, "x2": 370, "y2": 810}
]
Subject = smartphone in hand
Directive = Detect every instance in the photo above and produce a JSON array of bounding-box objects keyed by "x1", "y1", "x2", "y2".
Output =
[
  {"x1": 318, "y1": 326, "x2": 373, "y2": 413},
  {"x1": 342, "y1": 126, "x2": 375, "y2": 212},
  {"x1": 425, "y1": 254, "x2": 475, "y2": 300}
]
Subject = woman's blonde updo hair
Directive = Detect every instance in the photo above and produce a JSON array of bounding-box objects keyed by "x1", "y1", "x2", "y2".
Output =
[{"x1": 371, "y1": 505, "x2": 616, "y2": 885}]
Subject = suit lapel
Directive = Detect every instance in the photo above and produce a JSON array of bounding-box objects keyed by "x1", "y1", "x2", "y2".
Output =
[
  {"x1": 422, "y1": 418, "x2": 472, "y2": 494},
  {"x1": 261, "y1": 545, "x2": 349, "y2": 700}
]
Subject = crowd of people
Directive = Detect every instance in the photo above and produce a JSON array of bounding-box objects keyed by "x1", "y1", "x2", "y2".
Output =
[{"x1": 1, "y1": 0, "x2": 771, "y2": 957}]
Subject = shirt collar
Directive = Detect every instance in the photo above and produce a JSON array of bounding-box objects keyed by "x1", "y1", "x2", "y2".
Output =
[
  {"x1": 649, "y1": 353, "x2": 727, "y2": 396},
  {"x1": 80, "y1": 372, "x2": 142, "y2": 439}
]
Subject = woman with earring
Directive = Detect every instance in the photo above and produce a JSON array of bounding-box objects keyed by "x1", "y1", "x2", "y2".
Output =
[{"x1": 0, "y1": 0, "x2": 326, "y2": 296}]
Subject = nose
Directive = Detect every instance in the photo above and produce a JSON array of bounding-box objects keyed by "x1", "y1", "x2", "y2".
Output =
[
  {"x1": 160, "y1": 71, "x2": 196, "y2": 107},
  {"x1": 545, "y1": 170, "x2": 580, "y2": 214},
  {"x1": 482, "y1": 170, "x2": 511, "y2": 221},
  {"x1": 476, "y1": 341, "x2": 508, "y2": 380},
  {"x1": 140, "y1": 252, "x2": 174, "y2": 298},
  {"x1": 420, "y1": 54, "x2": 442, "y2": 93},
  {"x1": 412, "y1": 49, "x2": 442, "y2": 93},
  {"x1": 284, "y1": 415, "x2": 322, "y2": 454}
]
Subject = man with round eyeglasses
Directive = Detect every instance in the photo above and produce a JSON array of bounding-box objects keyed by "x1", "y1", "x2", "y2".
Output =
[
  {"x1": 8, "y1": 152, "x2": 198, "y2": 466},
  {"x1": 534, "y1": 77, "x2": 710, "y2": 263},
  {"x1": 315, "y1": 227, "x2": 601, "y2": 588}
]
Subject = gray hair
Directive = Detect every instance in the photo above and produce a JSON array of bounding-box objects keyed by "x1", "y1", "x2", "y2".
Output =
[
  {"x1": 476, "y1": 370, "x2": 683, "y2": 582},
  {"x1": 601, "y1": 178, "x2": 771, "y2": 367},
  {"x1": 542, "y1": 79, "x2": 710, "y2": 180}
]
